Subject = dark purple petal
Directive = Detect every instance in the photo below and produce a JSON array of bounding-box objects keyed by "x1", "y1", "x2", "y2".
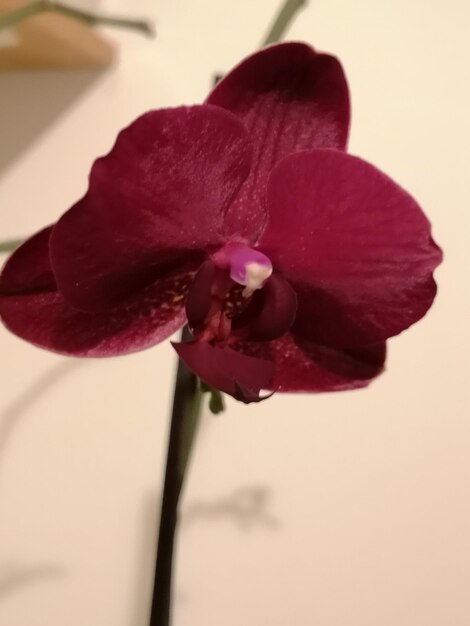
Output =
[
  {"x1": 207, "y1": 42, "x2": 350, "y2": 240},
  {"x1": 0, "y1": 225, "x2": 56, "y2": 294},
  {"x1": 185, "y1": 260, "x2": 216, "y2": 332},
  {"x1": 50, "y1": 105, "x2": 252, "y2": 313},
  {"x1": 0, "y1": 228, "x2": 193, "y2": 356},
  {"x1": 259, "y1": 150, "x2": 443, "y2": 347},
  {"x1": 172, "y1": 341, "x2": 274, "y2": 403},
  {"x1": 235, "y1": 335, "x2": 386, "y2": 392},
  {"x1": 232, "y1": 274, "x2": 297, "y2": 341}
]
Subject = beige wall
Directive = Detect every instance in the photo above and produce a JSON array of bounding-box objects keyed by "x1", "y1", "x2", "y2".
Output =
[{"x1": 0, "y1": 1, "x2": 469, "y2": 625}]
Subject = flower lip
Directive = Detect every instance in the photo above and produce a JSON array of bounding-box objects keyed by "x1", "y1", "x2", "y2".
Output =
[
  {"x1": 185, "y1": 247, "x2": 297, "y2": 352},
  {"x1": 172, "y1": 340, "x2": 274, "y2": 403}
]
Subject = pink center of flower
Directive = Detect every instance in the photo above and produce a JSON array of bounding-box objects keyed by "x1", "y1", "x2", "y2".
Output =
[
  {"x1": 180, "y1": 244, "x2": 297, "y2": 403},
  {"x1": 212, "y1": 243, "x2": 273, "y2": 298},
  {"x1": 185, "y1": 243, "x2": 297, "y2": 348}
]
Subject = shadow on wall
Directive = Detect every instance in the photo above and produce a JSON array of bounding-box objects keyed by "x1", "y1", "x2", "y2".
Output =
[
  {"x1": 0, "y1": 562, "x2": 66, "y2": 600},
  {"x1": 128, "y1": 486, "x2": 281, "y2": 625},
  {"x1": 0, "y1": 69, "x2": 104, "y2": 175},
  {"x1": 0, "y1": 361, "x2": 81, "y2": 605},
  {"x1": 0, "y1": 360, "x2": 81, "y2": 475},
  {"x1": 0, "y1": 362, "x2": 280, "y2": 617},
  {"x1": 183, "y1": 485, "x2": 281, "y2": 531}
]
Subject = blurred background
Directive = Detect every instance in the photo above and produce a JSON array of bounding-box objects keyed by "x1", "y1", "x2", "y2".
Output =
[{"x1": 0, "y1": 1, "x2": 469, "y2": 625}]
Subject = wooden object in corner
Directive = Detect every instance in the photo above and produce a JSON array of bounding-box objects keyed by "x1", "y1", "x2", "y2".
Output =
[{"x1": 0, "y1": 0, "x2": 114, "y2": 70}]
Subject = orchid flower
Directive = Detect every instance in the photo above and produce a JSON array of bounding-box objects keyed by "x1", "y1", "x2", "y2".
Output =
[{"x1": 0, "y1": 43, "x2": 442, "y2": 402}]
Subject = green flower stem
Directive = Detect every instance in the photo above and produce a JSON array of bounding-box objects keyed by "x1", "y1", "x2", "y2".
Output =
[
  {"x1": 148, "y1": 1, "x2": 309, "y2": 624},
  {"x1": 0, "y1": 0, "x2": 154, "y2": 37},
  {"x1": 0, "y1": 239, "x2": 22, "y2": 254},
  {"x1": 149, "y1": 327, "x2": 203, "y2": 626},
  {"x1": 262, "y1": 0, "x2": 307, "y2": 45}
]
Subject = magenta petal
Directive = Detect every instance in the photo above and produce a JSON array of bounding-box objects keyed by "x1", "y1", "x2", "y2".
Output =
[
  {"x1": 172, "y1": 341, "x2": 274, "y2": 403},
  {"x1": 185, "y1": 260, "x2": 216, "y2": 331},
  {"x1": 0, "y1": 225, "x2": 56, "y2": 294},
  {"x1": 232, "y1": 274, "x2": 297, "y2": 341},
  {"x1": 207, "y1": 42, "x2": 350, "y2": 240},
  {"x1": 260, "y1": 150, "x2": 443, "y2": 347},
  {"x1": 236, "y1": 335, "x2": 386, "y2": 392},
  {"x1": 50, "y1": 105, "x2": 252, "y2": 312},
  {"x1": 0, "y1": 228, "x2": 193, "y2": 356}
]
